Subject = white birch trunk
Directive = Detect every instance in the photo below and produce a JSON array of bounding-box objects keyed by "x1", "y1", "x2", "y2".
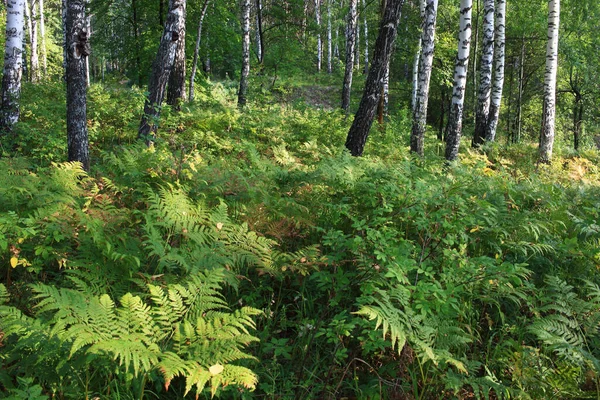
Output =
[
  {"x1": 167, "y1": 0, "x2": 186, "y2": 108},
  {"x1": 444, "y1": 0, "x2": 473, "y2": 161},
  {"x1": 315, "y1": 0, "x2": 322, "y2": 72},
  {"x1": 28, "y1": 0, "x2": 39, "y2": 82},
  {"x1": 411, "y1": 0, "x2": 426, "y2": 113},
  {"x1": 485, "y1": 0, "x2": 505, "y2": 142},
  {"x1": 255, "y1": 0, "x2": 262, "y2": 63},
  {"x1": 39, "y1": 0, "x2": 47, "y2": 77},
  {"x1": 189, "y1": 0, "x2": 210, "y2": 101},
  {"x1": 341, "y1": 0, "x2": 357, "y2": 112},
  {"x1": 362, "y1": 0, "x2": 368, "y2": 73},
  {"x1": 24, "y1": 0, "x2": 32, "y2": 80},
  {"x1": 473, "y1": 0, "x2": 494, "y2": 146},
  {"x1": 539, "y1": 0, "x2": 560, "y2": 163},
  {"x1": 354, "y1": 15, "x2": 360, "y2": 71},
  {"x1": 1, "y1": 0, "x2": 25, "y2": 131},
  {"x1": 238, "y1": 0, "x2": 251, "y2": 107},
  {"x1": 327, "y1": 0, "x2": 332, "y2": 73},
  {"x1": 410, "y1": 0, "x2": 438, "y2": 155},
  {"x1": 85, "y1": 13, "x2": 91, "y2": 87}
]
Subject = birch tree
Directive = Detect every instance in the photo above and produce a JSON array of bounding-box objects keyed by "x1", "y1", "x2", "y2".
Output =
[
  {"x1": 362, "y1": 0, "x2": 368, "y2": 73},
  {"x1": 66, "y1": 0, "x2": 90, "y2": 170},
  {"x1": 166, "y1": 0, "x2": 186, "y2": 109},
  {"x1": 341, "y1": 0, "x2": 357, "y2": 113},
  {"x1": 485, "y1": 0, "x2": 505, "y2": 142},
  {"x1": 255, "y1": 0, "x2": 264, "y2": 64},
  {"x1": 444, "y1": 0, "x2": 473, "y2": 162},
  {"x1": 0, "y1": 0, "x2": 25, "y2": 132},
  {"x1": 29, "y1": 0, "x2": 39, "y2": 82},
  {"x1": 315, "y1": 0, "x2": 322, "y2": 72},
  {"x1": 472, "y1": 0, "x2": 494, "y2": 147},
  {"x1": 327, "y1": 0, "x2": 332, "y2": 73},
  {"x1": 539, "y1": 0, "x2": 560, "y2": 163},
  {"x1": 138, "y1": 0, "x2": 185, "y2": 141},
  {"x1": 411, "y1": 0, "x2": 425, "y2": 113},
  {"x1": 345, "y1": 0, "x2": 405, "y2": 156},
  {"x1": 188, "y1": 0, "x2": 210, "y2": 102},
  {"x1": 237, "y1": 0, "x2": 251, "y2": 107},
  {"x1": 410, "y1": 0, "x2": 438, "y2": 155},
  {"x1": 39, "y1": 0, "x2": 47, "y2": 77}
]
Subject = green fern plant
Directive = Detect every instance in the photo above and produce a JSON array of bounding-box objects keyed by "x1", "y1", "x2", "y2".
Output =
[
  {"x1": 0, "y1": 269, "x2": 261, "y2": 398},
  {"x1": 142, "y1": 185, "x2": 275, "y2": 276},
  {"x1": 529, "y1": 277, "x2": 600, "y2": 367}
]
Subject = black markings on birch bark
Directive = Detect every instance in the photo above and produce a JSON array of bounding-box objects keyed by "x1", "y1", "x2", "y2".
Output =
[
  {"x1": 444, "y1": 0, "x2": 472, "y2": 162},
  {"x1": 0, "y1": 0, "x2": 25, "y2": 132},
  {"x1": 66, "y1": 0, "x2": 89, "y2": 170},
  {"x1": 410, "y1": 0, "x2": 438, "y2": 156},
  {"x1": 473, "y1": 0, "x2": 494, "y2": 147},
  {"x1": 539, "y1": 0, "x2": 560, "y2": 163}
]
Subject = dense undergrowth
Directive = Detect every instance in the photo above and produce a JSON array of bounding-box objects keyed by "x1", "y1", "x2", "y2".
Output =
[{"x1": 1, "y1": 79, "x2": 600, "y2": 399}]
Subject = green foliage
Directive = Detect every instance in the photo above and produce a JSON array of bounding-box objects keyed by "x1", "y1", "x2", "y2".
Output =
[
  {"x1": 2, "y1": 77, "x2": 600, "y2": 399},
  {"x1": 0, "y1": 270, "x2": 260, "y2": 398}
]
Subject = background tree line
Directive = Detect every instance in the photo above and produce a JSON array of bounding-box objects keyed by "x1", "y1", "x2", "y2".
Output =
[{"x1": 1, "y1": 0, "x2": 599, "y2": 166}]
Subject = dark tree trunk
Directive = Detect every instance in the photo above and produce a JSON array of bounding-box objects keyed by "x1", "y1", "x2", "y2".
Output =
[
  {"x1": 66, "y1": 0, "x2": 90, "y2": 171},
  {"x1": 341, "y1": 0, "x2": 357, "y2": 113},
  {"x1": 0, "y1": 0, "x2": 25, "y2": 133},
  {"x1": 238, "y1": 0, "x2": 251, "y2": 107},
  {"x1": 189, "y1": 0, "x2": 210, "y2": 102},
  {"x1": 159, "y1": 0, "x2": 164, "y2": 26},
  {"x1": 573, "y1": 92, "x2": 583, "y2": 151},
  {"x1": 167, "y1": 0, "x2": 186, "y2": 110},
  {"x1": 344, "y1": 0, "x2": 405, "y2": 156},
  {"x1": 138, "y1": 0, "x2": 185, "y2": 142}
]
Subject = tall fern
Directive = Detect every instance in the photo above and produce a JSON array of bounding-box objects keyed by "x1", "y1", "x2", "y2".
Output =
[{"x1": 0, "y1": 270, "x2": 261, "y2": 398}]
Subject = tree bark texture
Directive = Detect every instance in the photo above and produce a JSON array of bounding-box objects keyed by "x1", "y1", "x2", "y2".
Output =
[
  {"x1": 473, "y1": 0, "x2": 494, "y2": 147},
  {"x1": 485, "y1": 0, "x2": 505, "y2": 142},
  {"x1": 188, "y1": 0, "x2": 210, "y2": 102},
  {"x1": 0, "y1": 0, "x2": 25, "y2": 132},
  {"x1": 377, "y1": 59, "x2": 389, "y2": 124},
  {"x1": 315, "y1": 0, "x2": 322, "y2": 72},
  {"x1": 238, "y1": 0, "x2": 251, "y2": 107},
  {"x1": 167, "y1": 0, "x2": 186, "y2": 110},
  {"x1": 444, "y1": 0, "x2": 472, "y2": 162},
  {"x1": 66, "y1": 0, "x2": 89, "y2": 170},
  {"x1": 345, "y1": 0, "x2": 405, "y2": 156},
  {"x1": 138, "y1": 0, "x2": 185, "y2": 141},
  {"x1": 341, "y1": 0, "x2": 357, "y2": 113},
  {"x1": 539, "y1": 0, "x2": 560, "y2": 163},
  {"x1": 410, "y1": 0, "x2": 438, "y2": 156}
]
